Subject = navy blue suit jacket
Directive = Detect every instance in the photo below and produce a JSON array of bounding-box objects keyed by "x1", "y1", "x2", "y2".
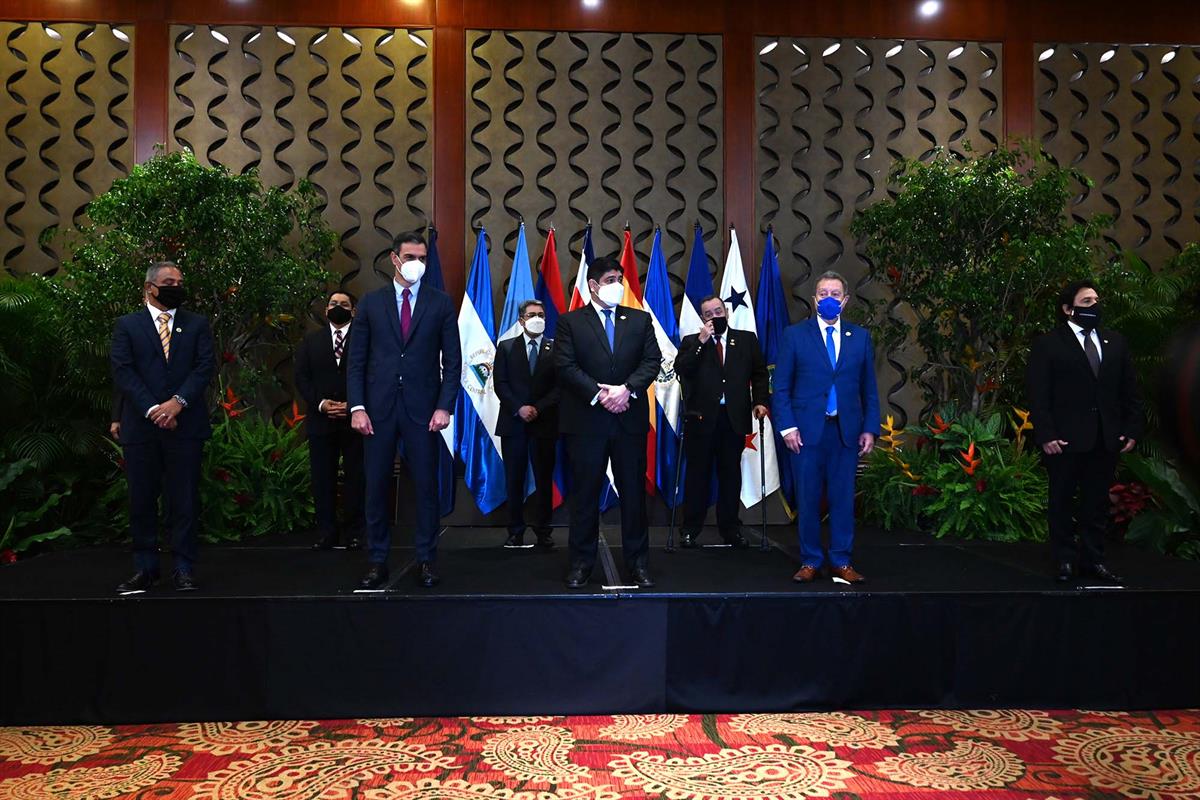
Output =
[
  {"x1": 771, "y1": 318, "x2": 881, "y2": 448},
  {"x1": 346, "y1": 283, "x2": 461, "y2": 425},
  {"x1": 110, "y1": 308, "x2": 215, "y2": 444}
]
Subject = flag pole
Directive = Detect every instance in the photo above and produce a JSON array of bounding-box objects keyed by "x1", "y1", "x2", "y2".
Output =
[{"x1": 759, "y1": 414, "x2": 770, "y2": 551}]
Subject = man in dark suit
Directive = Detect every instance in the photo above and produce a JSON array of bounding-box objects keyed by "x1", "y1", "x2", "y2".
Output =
[
  {"x1": 674, "y1": 294, "x2": 770, "y2": 548},
  {"x1": 110, "y1": 261, "x2": 214, "y2": 593},
  {"x1": 1026, "y1": 279, "x2": 1143, "y2": 583},
  {"x1": 773, "y1": 270, "x2": 880, "y2": 584},
  {"x1": 494, "y1": 299, "x2": 559, "y2": 549},
  {"x1": 348, "y1": 231, "x2": 461, "y2": 589},
  {"x1": 554, "y1": 256, "x2": 662, "y2": 588},
  {"x1": 294, "y1": 290, "x2": 365, "y2": 551}
]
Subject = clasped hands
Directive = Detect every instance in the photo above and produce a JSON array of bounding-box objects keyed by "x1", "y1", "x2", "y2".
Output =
[
  {"x1": 320, "y1": 399, "x2": 349, "y2": 419},
  {"x1": 597, "y1": 383, "x2": 631, "y2": 414},
  {"x1": 151, "y1": 398, "x2": 183, "y2": 430}
]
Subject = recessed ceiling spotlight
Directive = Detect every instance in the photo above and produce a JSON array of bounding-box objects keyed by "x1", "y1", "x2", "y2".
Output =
[{"x1": 919, "y1": 1, "x2": 941, "y2": 17}]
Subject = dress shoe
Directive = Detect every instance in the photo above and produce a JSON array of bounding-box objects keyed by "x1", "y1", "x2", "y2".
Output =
[
  {"x1": 358, "y1": 564, "x2": 389, "y2": 590},
  {"x1": 830, "y1": 565, "x2": 866, "y2": 584},
  {"x1": 417, "y1": 562, "x2": 440, "y2": 588},
  {"x1": 723, "y1": 532, "x2": 750, "y2": 549},
  {"x1": 1055, "y1": 562, "x2": 1075, "y2": 583},
  {"x1": 312, "y1": 532, "x2": 338, "y2": 550},
  {"x1": 345, "y1": 537, "x2": 362, "y2": 551},
  {"x1": 1084, "y1": 563, "x2": 1123, "y2": 584},
  {"x1": 629, "y1": 566, "x2": 655, "y2": 588},
  {"x1": 535, "y1": 532, "x2": 555, "y2": 549},
  {"x1": 564, "y1": 565, "x2": 591, "y2": 588},
  {"x1": 116, "y1": 571, "x2": 158, "y2": 593},
  {"x1": 173, "y1": 570, "x2": 198, "y2": 592},
  {"x1": 502, "y1": 532, "x2": 525, "y2": 548},
  {"x1": 792, "y1": 565, "x2": 819, "y2": 583},
  {"x1": 679, "y1": 532, "x2": 698, "y2": 549}
]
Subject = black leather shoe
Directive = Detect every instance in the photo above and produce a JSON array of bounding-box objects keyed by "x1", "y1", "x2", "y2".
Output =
[
  {"x1": 1055, "y1": 562, "x2": 1075, "y2": 583},
  {"x1": 679, "y1": 532, "x2": 698, "y2": 549},
  {"x1": 503, "y1": 532, "x2": 525, "y2": 548},
  {"x1": 312, "y1": 532, "x2": 338, "y2": 550},
  {"x1": 173, "y1": 570, "x2": 198, "y2": 592},
  {"x1": 535, "y1": 532, "x2": 554, "y2": 549},
  {"x1": 116, "y1": 571, "x2": 158, "y2": 593},
  {"x1": 1084, "y1": 563, "x2": 1123, "y2": 584},
  {"x1": 358, "y1": 564, "x2": 389, "y2": 590},
  {"x1": 417, "y1": 562, "x2": 440, "y2": 588},
  {"x1": 629, "y1": 566, "x2": 655, "y2": 588},
  {"x1": 723, "y1": 533, "x2": 750, "y2": 549},
  {"x1": 564, "y1": 565, "x2": 591, "y2": 588}
]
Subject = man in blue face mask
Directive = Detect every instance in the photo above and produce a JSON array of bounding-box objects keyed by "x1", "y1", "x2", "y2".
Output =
[{"x1": 772, "y1": 271, "x2": 880, "y2": 583}]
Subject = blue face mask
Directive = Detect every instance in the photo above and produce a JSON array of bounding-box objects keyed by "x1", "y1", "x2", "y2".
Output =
[{"x1": 817, "y1": 296, "x2": 843, "y2": 321}]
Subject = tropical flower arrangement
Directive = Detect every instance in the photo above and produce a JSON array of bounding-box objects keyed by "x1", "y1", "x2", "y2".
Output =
[{"x1": 857, "y1": 405, "x2": 1049, "y2": 541}]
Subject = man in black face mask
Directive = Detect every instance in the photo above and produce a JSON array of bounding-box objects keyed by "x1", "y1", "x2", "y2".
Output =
[
  {"x1": 110, "y1": 261, "x2": 214, "y2": 593},
  {"x1": 295, "y1": 290, "x2": 365, "y2": 551},
  {"x1": 674, "y1": 294, "x2": 770, "y2": 548},
  {"x1": 1026, "y1": 279, "x2": 1143, "y2": 584}
]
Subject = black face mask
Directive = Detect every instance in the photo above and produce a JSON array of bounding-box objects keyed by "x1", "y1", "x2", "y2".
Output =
[
  {"x1": 152, "y1": 284, "x2": 186, "y2": 310},
  {"x1": 710, "y1": 316, "x2": 728, "y2": 336},
  {"x1": 1072, "y1": 303, "x2": 1101, "y2": 331},
  {"x1": 327, "y1": 305, "x2": 352, "y2": 325}
]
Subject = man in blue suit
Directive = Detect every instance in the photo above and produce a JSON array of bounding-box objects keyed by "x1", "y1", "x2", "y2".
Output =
[
  {"x1": 348, "y1": 231, "x2": 461, "y2": 590},
  {"x1": 110, "y1": 261, "x2": 214, "y2": 593},
  {"x1": 772, "y1": 270, "x2": 880, "y2": 583}
]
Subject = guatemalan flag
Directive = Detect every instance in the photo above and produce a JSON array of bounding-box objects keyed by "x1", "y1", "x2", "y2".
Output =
[
  {"x1": 444, "y1": 227, "x2": 507, "y2": 514},
  {"x1": 718, "y1": 228, "x2": 780, "y2": 508},
  {"x1": 756, "y1": 226, "x2": 796, "y2": 516},
  {"x1": 644, "y1": 228, "x2": 683, "y2": 506},
  {"x1": 679, "y1": 223, "x2": 713, "y2": 338},
  {"x1": 497, "y1": 222, "x2": 536, "y2": 344}
]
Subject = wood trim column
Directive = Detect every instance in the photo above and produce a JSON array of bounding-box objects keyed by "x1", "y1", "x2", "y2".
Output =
[
  {"x1": 723, "y1": 3, "x2": 755, "y2": 285},
  {"x1": 133, "y1": 10, "x2": 168, "y2": 164},
  {"x1": 1003, "y1": 0, "x2": 1035, "y2": 141},
  {"x1": 434, "y1": 0, "x2": 466, "y2": 300}
]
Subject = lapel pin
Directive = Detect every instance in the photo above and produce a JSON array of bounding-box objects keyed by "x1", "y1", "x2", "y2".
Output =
[
  {"x1": 1103, "y1": 339, "x2": 1109, "y2": 344},
  {"x1": 845, "y1": 331, "x2": 852, "y2": 336},
  {"x1": 619, "y1": 315, "x2": 627, "y2": 320},
  {"x1": 175, "y1": 327, "x2": 183, "y2": 333},
  {"x1": 730, "y1": 339, "x2": 737, "y2": 346}
]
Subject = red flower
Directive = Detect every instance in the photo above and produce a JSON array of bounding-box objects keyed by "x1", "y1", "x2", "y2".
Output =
[
  {"x1": 269, "y1": 450, "x2": 283, "y2": 463},
  {"x1": 234, "y1": 492, "x2": 253, "y2": 507},
  {"x1": 976, "y1": 378, "x2": 1000, "y2": 395},
  {"x1": 912, "y1": 484, "x2": 939, "y2": 497},
  {"x1": 284, "y1": 400, "x2": 305, "y2": 429},
  {"x1": 221, "y1": 351, "x2": 236, "y2": 364},
  {"x1": 212, "y1": 468, "x2": 231, "y2": 483},
  {"x1": 221, "y1": 386, "x2": 243, "y2": 416},
  {"x1": 0, "y1": 549, "x2": 17, "y2": 565},
  {"x1": 886, "y1": 265, "x2": 902, "y2": 284},
  {"x1": 915, "y1": 435, "x2": 930, "y2": 451},
  {"x1": 975, "y1": 479, "x2": 987, "y2": 493},
  {"x1": 928, "y1": 413, "x2": 951, "y2": 435},
  {"x1": 958, "y1": 441, "x2": 982, "y2": 476}
]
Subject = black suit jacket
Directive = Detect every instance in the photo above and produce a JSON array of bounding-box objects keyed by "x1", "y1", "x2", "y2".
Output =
[
  {"x1": 294, "y1": 324, "x2": 354, "y2": 436},
  {"x1": 554, "y1": 304, "x2": 662, "y2": 436},
  {"x1": 1026, "y1": 324, "x2": 1144, "y2": 453},
  {"x1": 110, "y1": 307, "x2": 215, "y2": 444},
  {"x1": 674, "y1": 328, "x2": 770, "y2": 435},
  {"x1": 494, "y1": 334, "x2": 560, "y2": 438}
]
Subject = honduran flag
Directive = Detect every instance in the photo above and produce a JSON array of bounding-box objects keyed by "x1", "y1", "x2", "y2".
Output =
[{"x1": 643, "y1": 228, "x2": 683, "y2": 506}]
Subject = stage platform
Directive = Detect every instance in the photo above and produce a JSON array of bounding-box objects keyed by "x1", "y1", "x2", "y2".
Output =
[{"x1": 3, "y1": 525, "x2": 1199, "y2": 724}]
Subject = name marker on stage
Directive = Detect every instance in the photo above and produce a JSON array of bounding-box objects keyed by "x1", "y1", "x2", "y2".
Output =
[
  {"x1": 118, "y1": 590, "x2": 147, "y2": 596},
  {"x1": 353, "y1": 588, "x2": 389, "y2": 594},
  {"x1": 602, "y1": 584, "x2": 640, "y2": 590},
  {"x1": 831, "y1": 576, "x2": 851, "y2": 585}
]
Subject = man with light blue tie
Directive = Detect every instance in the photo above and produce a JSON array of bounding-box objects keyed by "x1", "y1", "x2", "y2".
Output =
[{"x1": 772, "y1": 271, "x2": 880, "y2": 584}]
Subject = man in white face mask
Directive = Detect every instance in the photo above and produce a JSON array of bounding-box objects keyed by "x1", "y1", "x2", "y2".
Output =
[
  {"x1": 347, "y1": 231, "x2": 461, "y2": 590},
  {"x1": 494, "y1": 300, "x2": 560, "y2": 549},
  {"x1": 553, "y1": 256, "x2": 662, "y2": 589}
]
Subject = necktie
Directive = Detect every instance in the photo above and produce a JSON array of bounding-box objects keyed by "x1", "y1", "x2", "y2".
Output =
[
  {"x1": 1082, "y1": 330, "x2": 1100, "y2": 377},
  {"x1": 602, "y1": 309, "x2": 614, "y2": 351},
  {"x1": 825, "y1": 325, "x2": 838, "y2": 416},
  {"x1": 528, "y1": 338, "x2": 538, "y2": 373},
  {"x1": 714, "y1": 334, "x2": 724, "y2": 365},
  {"x1": 401, "y1": 288, "x2": 412, "y2": 341},
  {"x1": 333, "y1": 328, "x2": 345, "y2": 364},
  {"x1": 157, "y1": 312, "x2": 172, "y2": 360}
]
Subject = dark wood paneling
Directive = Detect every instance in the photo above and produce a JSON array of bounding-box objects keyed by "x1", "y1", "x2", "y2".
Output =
[
  {"x1": 434, "y1": 1, "x2": 466, "y2": 299},
  {"x1": 133, "y1": 16, "x2": 167, "y2": 162},
  {"x1": 459, "y1": 0, "x2": 730, "y2": 33}
]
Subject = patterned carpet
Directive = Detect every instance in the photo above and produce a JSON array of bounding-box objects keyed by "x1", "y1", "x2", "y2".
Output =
[{"x1": 1, "y1": 710, "x2": 1199, "y2": 799}]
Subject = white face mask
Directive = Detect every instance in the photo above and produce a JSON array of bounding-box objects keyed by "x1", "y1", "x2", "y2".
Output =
[
  {"x1": 523, "y1": 316, "x2": 546, "y2": 336},
  {"x1": 391, "y1": 251, "x2": 426, "y2": 284},
  {"x1": 596, "y1": 282, "x2": 624, "y2": 309}
]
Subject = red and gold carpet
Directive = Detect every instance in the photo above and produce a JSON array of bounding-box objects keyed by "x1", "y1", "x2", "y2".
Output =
[{"x1": 2, "y1": 710, "x2": 1199, "y2": 798}]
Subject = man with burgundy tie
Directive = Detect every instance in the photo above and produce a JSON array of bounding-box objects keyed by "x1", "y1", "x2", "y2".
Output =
[
  {"x1": 294, "y1": 290, "x2": 365, "y2": 551},
  {"x1": 348, "y1": 232, "x2": 460, "y2": 590},
  {"x1": 110, "y1": 261, "x2": 214, "y2": 593},
  {"x1": 1026, "y1": 279, "x2": 1142, "y2": 584}
]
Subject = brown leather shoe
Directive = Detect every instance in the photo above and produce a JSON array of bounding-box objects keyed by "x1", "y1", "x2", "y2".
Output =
[
  {"x1": 792, "y1": 565, "x2": 819, "y2": 583},
  {"x1": 831, "y1": 565, "x2": 866, "y2": 584}
]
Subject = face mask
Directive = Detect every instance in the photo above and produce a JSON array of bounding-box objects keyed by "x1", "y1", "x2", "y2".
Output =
[
  {"x1": 400, "y1": 259, "x2": 425, "y2": 284},
  {"x1": 710, "y1": 316, "x2": 728, "y2": 336},
  {"x1": 152, "y1": 284, "x2": 186, "y2": 310},
  {"x1": 327, "y1": 305, "x2": 352, "y2": 325},
  {"x1": 523, "y1": 316, "x2": 546, "y2": 336},
  {"x1": 1073, "y1": 303, "x2": 1101, "y2": 331},
  {"x1": 817, "y1": 296, "x2": 843, "y2": 321},
  {"x1": 596, "y1": 282, "x2": 624, "y2": 308}
]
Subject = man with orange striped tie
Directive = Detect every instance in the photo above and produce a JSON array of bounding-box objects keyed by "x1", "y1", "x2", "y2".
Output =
[{"x1": 110, "y1": 261, "x2": 214, "y2": 594}]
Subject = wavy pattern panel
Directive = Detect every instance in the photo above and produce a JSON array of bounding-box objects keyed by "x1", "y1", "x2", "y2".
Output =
[
  {"x1": 466, "y1": 31, "x2": 722, "y2": 306},
  {"x1": 169, "y1": 25, "x2": 433, "y2": 292},
  {"x1": 757, "y1": 38, "x2": 1002, "y2": 424},
  {"x1": 1036, "y1": 43, "x2": 1200, "y2": 265},
  {"x1": 0, "y1": 22, "x2": 133, "y2": 275}
]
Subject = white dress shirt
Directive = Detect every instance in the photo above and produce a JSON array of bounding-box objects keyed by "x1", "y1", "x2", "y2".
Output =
[
  {"x1": 144, "y1": 303, "x2": 178, "y2": 417},
  {"x1": 1067, "y1": 320, "x2": 1103, "y2": 363}
]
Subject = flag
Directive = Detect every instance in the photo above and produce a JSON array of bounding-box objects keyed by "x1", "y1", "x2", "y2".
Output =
[
  {"x1": 679, "y1": 223, "x2": 713, "y2": 338},
  {"x1": 718, "y1": 228, "x2": 780, "y2": 508},
  {"x1": 447, "y1": 227, "x2": 507, "y2": 514},
  {"x1": 756, "y1": 226, "x2": 795, "y2": 516},
  {"x1": 568, "y1": 223, "x2": 595, "y2": 310},
  {"x1": 535, "y1": 227, "x2": 566, "y2": 338},
  {"x1": 423, "y1": 226, "x2": 453, "y2": 515},
  {"x1": 498, "y1": 222, "x2": 536, "y2": 343},
  {"x1": 643, "y1": 228, "x2": 683, "y2": 507},
  {"x1": 618, "y1": 228, "x2": 657, "y2": 495},
  {"x1": 423, "y1": 225, "x2": 445, "y2": 291}
]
